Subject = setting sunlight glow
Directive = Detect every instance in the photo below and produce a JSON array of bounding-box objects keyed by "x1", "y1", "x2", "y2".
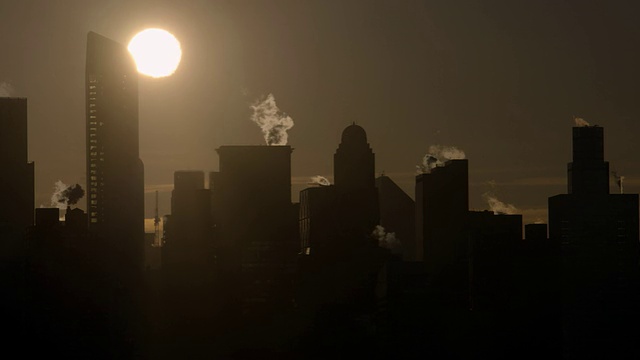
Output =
[{"x1": 128, "y1": 28, "x2": 181, "y2": 78}]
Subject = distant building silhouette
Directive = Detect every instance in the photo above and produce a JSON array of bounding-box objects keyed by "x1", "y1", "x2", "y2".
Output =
[
  {"x1": 0, "y1": 97, "x2": 34, "y2": 231},
  {"x1": 295, "y1": 125, "x2": 391, "y2": 343},
  {"x1": 85, "y1": 32, "x2": 144, "y2": 271},
  {"x1": 415, "y1": 159, "x2": 469, "y2": 307},
  {"x1": 549, "y1": 125, "x2": 638, "y2": 258},
  {"x1": 163, "y1": 171, "x2": 212, "y2": 275},
  {"x1": 376, "y1": 175, "x2": 415, "y2": 260},
  {"x1": 333, "y1": 124, "x2": 380, "y2": 239},
  {"x1": 211, "y1": 146, "x2": 298, "y2": 314}
]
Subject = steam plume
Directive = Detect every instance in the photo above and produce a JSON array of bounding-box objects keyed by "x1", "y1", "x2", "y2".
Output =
[
  {"x1": 309, "y1": 176, "x2": 331, "y2": 186},
  {"x1": 250, "y1": 93, "x2": 294, "y2": 146},
  {"x1": 611, "y1": 171, "x2": 624, "y2": 194},
  {"x1": 372, "y1": 225, "x2": 401, "y2": 253},
  {"x1": 51, "y1": 181, "x2": 85, "y2": 209},
  {"x1": 483, "y1": 192, "x2": 518, "y2": 215},
  {"x1": 0, "y1": 82, "x2": 14, "y2": 97},
  {"x1": 416, "y1": 145, "x2": 466, "y2": 173},
  {"x1": 574, "y1": 116, "x2": 590, "y2": 127}
]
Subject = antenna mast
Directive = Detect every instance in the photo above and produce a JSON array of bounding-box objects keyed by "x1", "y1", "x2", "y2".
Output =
[{"x1": 153, "y1": 190, "x2": 162, "y2": 247}]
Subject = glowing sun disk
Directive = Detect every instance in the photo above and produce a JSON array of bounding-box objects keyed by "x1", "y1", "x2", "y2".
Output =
[{"x1": 128, "y1": 28, "x2": 181, "y2": 78}]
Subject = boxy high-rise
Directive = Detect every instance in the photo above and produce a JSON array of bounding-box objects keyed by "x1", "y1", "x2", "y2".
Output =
[
  {"x1": 0, "y1": 98, "x2": 34, "y2": 231},
  {"x1": 415, "y1": 159, "x2": 469, "y2": 306},
  {"x1": 211, "y1": 145, "x2": 298, "y2": 312}
]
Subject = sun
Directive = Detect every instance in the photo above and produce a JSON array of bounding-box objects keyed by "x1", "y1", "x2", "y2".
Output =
[{"x1": 128, "y1": 28, "x2": 182, "y2": 78}]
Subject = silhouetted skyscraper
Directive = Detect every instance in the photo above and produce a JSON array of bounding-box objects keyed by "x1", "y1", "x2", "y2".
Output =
[
  {"x1": 85, "y1": 32, "x2": 144, "y2": 270},
  {"x1": 567, "y1": 125, "x2": 609, "y2": 195},
  {"x1": 549, "y1": 124, "x2": 639, "y2": 358},
  {"x1": 211, "y1": 145, "x2": 298, "y2": 314},
  {"x1": 333, "y1": 124, "x2": 379, "y2": 239},
  {"x1": 549, "y1": 125, "x2": 638, "y2": 249},
  {"x1": 163, "y1": 171, "x2": 212, "y2": 273},
  {"x1": 0, "y1": 98, "x2": 34, "y2": 231},
  {"x1": 415, "y1": 159, "x2": 469, "y2": 307}
]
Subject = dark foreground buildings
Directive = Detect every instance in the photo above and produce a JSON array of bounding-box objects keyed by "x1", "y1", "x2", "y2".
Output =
[
  {"x1": 549, "y1": 124, "x2": 640, "y2": 358},
  {"x1": 211, "y1": 145, "x2": 298, "y2": 316},
  {"x1": 86, "y1": 31, "x2": 144, "y2": 271},
  {"x1": 0, "y1": 97, "x2": 34, "y2": 349},
  {"x1": 0, "y1": 97, "x2": 34, "y2": 233},
  {"x1": 376, "y1": 174, "x2": 415, "y2": 260},
  {"x1": 163, "y1": 170, "x2": 212, "y2": 274},
  {"x1": 415, "y1": 159, "x2": 469, "y2": 307}
]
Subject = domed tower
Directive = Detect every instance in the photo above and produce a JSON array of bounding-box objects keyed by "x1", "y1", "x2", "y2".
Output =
[
  {"x1": 333, "y1": 123, "x2": 379, "y2": 239},
  {"x1": 334, "y1": 123, "x2": 375, "y2": 192}
]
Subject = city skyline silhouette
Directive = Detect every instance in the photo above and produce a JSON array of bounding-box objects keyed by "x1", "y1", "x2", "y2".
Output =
[{"x1": 1, "y1": 1, "x2": 640, "y2": 359}]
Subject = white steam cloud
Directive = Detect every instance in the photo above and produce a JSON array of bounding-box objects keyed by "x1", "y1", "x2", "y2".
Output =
[
  {"x1": 372, "y1": 225, "x2": 401, "y2": 253},
  {"x1": 250, "y1": 93, "x2": 294, "y2": 146},
  {"x1": 416, "y1": 145, "x2": 466, "y2": 173},
  {"x1": 574, "y1": 116, "x2": 590, "y2": 127},
  {"x1": 0, "y1": 82, "x2": 15, "y2": 97},
  {"x1": 310, "y1": 176, "x2": 331, "y2": 186},
  {"x1": 50, "y1": 181, "x2": 85, "y2": 210},
  {"x1": 51, "y1": 181, "x2": 69, "y2": 210},
  {"x1": 483, "y1": 192, "x2": 518, "y2": 215}
]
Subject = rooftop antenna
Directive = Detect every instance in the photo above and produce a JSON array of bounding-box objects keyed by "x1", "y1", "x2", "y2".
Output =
[
  {"x1": 612, "y1": 171, "x2": 624, "y2": 194},
  {"x1": 153, "y1": 190, "x2": 162, "y2": 247}
]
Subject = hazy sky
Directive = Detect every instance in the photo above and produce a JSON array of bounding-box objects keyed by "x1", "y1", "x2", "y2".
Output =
[{"x1": 1, "y1": 0, "x2": 639, "y2": 225}]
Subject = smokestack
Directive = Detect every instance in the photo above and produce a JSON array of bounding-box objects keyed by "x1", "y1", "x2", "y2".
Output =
[
  {"x1": 250, "y1": 93, "x2": 294, "y2": 146},
  {"x1": 416, "y1": 145, "x2": 466, "y2": 173}
]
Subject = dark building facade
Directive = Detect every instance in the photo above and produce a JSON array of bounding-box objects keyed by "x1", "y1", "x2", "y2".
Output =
[
  {"x1": 163, "y1": 171, "x2": 212, "y2": 274},
  {"x1": 211, "y1": 146, "x2": 298, "y2": 314},
  {"x1": 333, "y1": 124, "x2": 379, "y2": 239},
  {"x1": 85, "y1": 31, "x2": 144, "y2": 271},
  {"x1": 0, "y1": 97, "x2": 34, "y2": 231},
  {"x1": 0, "y1": 98, "x2": 34, "y2": 339},
  {"x1": 299, "y1": 185, "x2": 337, "y2": 255},
  {"x1": 525, "y1": 223, "x2": 548, "y2": 241},
  {"x1": 548, "y1": 125, "x2": 640, "y2": 358},
  {"x1": 295, "y1": 125, "x2": 388, "y2": 332},
  {"x1": 468, "y1": 210, "x2": 522, "y2": 310},
  {"x1": 376, "y1": 175, "x2": 415, "y2": 260},
  {"x1": 415, "y1": 159, "x2": 469, "y2": 306},
  {"x1": 549, "y1": 125, "x2": 638, "y2": 259}
]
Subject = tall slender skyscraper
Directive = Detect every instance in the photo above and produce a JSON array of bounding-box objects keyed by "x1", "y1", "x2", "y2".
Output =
[{"x1": 85, "y1": 32, "x2": 144, "y2": 270}]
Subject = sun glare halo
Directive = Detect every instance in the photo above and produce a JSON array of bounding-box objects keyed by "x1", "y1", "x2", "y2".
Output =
[{"x1": 128, "y1": 28, "x2": 182, "y2": 78}]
